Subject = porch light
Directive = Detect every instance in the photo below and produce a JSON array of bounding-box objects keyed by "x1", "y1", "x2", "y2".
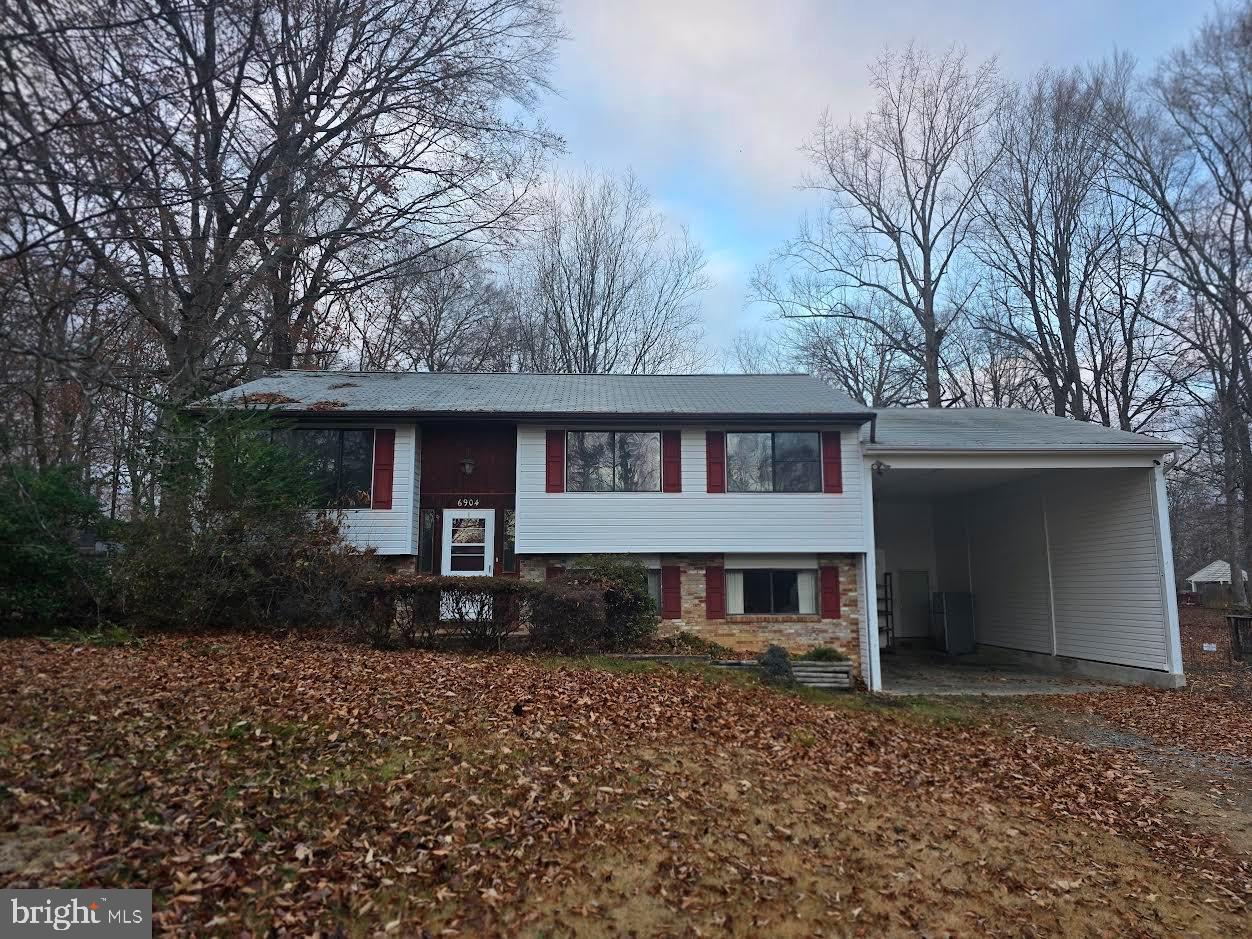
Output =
[{"x1": 460, "y1": 456, "x2": 477, "y2": 476}]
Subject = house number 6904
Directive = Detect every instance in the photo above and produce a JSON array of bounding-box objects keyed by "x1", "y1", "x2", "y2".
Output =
[{"x1": 456, "y1": 498, "x2": 481, "y2": 507}]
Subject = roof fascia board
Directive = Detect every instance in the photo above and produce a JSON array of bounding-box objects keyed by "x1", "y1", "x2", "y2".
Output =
[{"x1": 864, "y1": 450, "x2": 1169, "y2": 470}]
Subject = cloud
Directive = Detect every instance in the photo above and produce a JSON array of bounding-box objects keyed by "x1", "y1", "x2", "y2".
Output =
[
  {"x1": 550, "y1": 0, "x2": 874, "y2": 205},
  {"x1": 541, "y1": 0, "x2": 1212, "y2": 359}
]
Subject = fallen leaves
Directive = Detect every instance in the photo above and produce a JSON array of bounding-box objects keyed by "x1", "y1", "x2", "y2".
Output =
[{"x1": 0, "y1": 633, "x2": 1247, "y2": 937}]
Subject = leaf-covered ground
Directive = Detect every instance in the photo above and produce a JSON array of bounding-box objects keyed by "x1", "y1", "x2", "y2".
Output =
[
  {"x1": 1, "y1": 632, "x2": 1249, "y2": 937},
  {"x1": 1052, "y1": 609, "x2": 1252, "y2": 759}
]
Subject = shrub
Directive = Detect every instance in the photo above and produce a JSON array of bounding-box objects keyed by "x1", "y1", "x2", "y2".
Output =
[
  {"x1": 113, "y1": 412, "x2": 380, "y2": 630},
  {"x1": 757, "y1": 644, "x2": 794, "y2": 685},
  {"x1": 350, "y1": 575, "x2": 538, "y2": 650},
  {"x1": 527, "y1": 579, "x2": 608, "y2": 653},
  {"x1": 565, "y1": 554, "x2": 658, "y2": 649},
  {"x1": 0, "y1": 465, "x2": 108, "y2": 630},
  {"x1": 797, "y1": 645, "x2": 848, "y2": 662}
]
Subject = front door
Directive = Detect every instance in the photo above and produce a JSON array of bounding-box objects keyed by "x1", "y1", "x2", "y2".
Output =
[{"x1": 441, "y1": 509, "x2": 495, "y2": 577}]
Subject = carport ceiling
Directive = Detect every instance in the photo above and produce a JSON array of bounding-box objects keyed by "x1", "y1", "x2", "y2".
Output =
[{"x1": 872, "y1": 467, "x2": 1045, "y2": 497}]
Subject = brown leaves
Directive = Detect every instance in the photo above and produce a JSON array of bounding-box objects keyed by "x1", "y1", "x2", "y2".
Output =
[{"x1": 0, "y1": 634, "x2": 1247, "y2": 937}]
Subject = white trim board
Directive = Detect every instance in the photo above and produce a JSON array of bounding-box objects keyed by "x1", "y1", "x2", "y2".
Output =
[{"x1": 865, "y1": 452, "x2": 1165, "y2": 470}]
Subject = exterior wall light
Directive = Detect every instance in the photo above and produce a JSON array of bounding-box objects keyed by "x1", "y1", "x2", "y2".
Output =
[{"x1": 460, "y1": 456, "x2": 477, "y2": 476}]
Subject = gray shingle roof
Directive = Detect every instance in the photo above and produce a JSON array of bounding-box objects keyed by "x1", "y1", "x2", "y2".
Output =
[
  {"x1": 869, "y1": 407, "x2": 1176, "y2": 452},
  {"x1": 195, "y1": 371, "x2": 874, "y2": 420}
]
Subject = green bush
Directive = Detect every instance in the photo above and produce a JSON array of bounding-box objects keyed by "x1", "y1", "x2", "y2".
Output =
[
  {"x1": 527, "y1": 579, "x2": 608, "y2": 653},
  {"x1": 0, "y1": 465, "x2": 107, "y2": 629},
  {"x1": 113, "y1": 412, "x2": 379, "y2": 630},
  {"x1": 757, "y1": 644, "x2": 794, "y2": 685},
  {"x1": 797, "y1": 645, "x2": 848, "y2": 662},
  {"x1": 565, "y1": 554, "x2": 658, "y2": 649}
]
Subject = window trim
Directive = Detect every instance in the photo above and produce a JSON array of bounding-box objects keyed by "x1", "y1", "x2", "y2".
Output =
[
  {"x1": 564, "y1": 429, "x2": 663, "y2": 493},
  {"x1": 724, "y1": 430, "x2": 822, "y2": 493}
]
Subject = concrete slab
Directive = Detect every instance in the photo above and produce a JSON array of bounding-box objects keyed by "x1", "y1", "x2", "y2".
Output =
[{"x1": 880, "y1": 649, "x2": 1117, "y2": 696}]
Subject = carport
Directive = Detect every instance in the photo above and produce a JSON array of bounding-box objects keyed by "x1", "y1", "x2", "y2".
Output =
[{"x1": 858, "y1": 409, "x2": 1184, "y2": 693}]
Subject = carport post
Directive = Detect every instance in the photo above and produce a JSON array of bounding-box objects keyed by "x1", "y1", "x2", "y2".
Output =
[
  {"x1": 860, "y1": 457, "x2": 882, "y2": 691},
  {"x1": 1152, "y1": 463, "x2": 1184, "y2": 676}
]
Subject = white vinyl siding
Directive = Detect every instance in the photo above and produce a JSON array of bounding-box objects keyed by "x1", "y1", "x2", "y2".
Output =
[
  {"x1": 337, "y1": 423, "x2": 417, "y2": 555},
  {"x1": 966, "y1": 481, "x2": 1054, "y2": 655},
  {"x1": 958, "y1": 467, "x2": 1169, "y2": 670},
  {"x1": 1044, "y1": 469, "x2": 1169, "y2": 670},
  {"x1": 515, "y1": 425, "x2": 866, "y2": 553}
]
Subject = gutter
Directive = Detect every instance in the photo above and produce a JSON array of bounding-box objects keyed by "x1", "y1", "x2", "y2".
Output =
[{"x1": 863, "y1": 445, "x2": 1179, "y2": 457}]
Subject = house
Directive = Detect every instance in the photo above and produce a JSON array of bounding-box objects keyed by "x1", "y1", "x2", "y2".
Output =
[
  {"x1": 197, "y1": 371, "x2": 1184, "y2": 690},
  {"x1": 1184, "y1": 560, "x2": 1246, "y2": 592}
]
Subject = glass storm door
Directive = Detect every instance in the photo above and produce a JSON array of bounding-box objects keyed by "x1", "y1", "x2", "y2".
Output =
[{"x1": 441, "y1": 509, "x2": 495, "y2": 576}]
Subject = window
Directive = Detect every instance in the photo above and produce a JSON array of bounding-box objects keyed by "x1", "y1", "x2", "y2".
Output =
[
  {"x1": 726, "y1": 432, "x2": 820, "y2": 492},
  {"x1": 418, "y1": 509, "x2": 439, "y2": 573},
  {"x1": 726, "y1": 570, "x2": 816, "y2": 615},
  {"x1": 646, "y1": 569, "x2": 661, "y2": 609},
  {"x1": 448, "y1": 516, "x2": 487, "y2": 572},
  {"x1": 279, "y1": 428, "x2": 375, "y2": 507},
  {"x1": 502, "y1": 509, "x2": 517, "y2": 573},
  {"x1": 566, "y1": 431, "x2": 661, "y2": 492}
]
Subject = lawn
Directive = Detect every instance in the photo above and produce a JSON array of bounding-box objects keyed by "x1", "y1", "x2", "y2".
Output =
[{"x1": 1, "y1": 620, "x2": 1249, "y2": 936}]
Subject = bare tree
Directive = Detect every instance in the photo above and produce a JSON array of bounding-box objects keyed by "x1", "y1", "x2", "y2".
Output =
[
  {"x1": 791, "y1": 306, "x2": 925, "y2": 407},
  {"x1": 1097, "y1": 7, "x2": 1252, "y2": 603},
  {"x1": 1, "y1": 0, "x2": 560, "y2": 406},
  {"x1": 942, "y1": 324, "x2": 1052, "y2": 411},
  {"x1": 353, "y1": 246, "x2": 511, "y2": 372},
  {"x1": 510, "y1": 170, "x2": 708, "y2": 374},
  {"x1": 972, "y1": 69, "x2": 1110, "y2": 419},
  {"x1": 754, "y1": 45, "x2": 1002, "y2": 406}
]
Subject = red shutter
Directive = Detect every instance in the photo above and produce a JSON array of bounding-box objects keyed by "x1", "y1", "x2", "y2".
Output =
[
  {"x1": 371, "y1": 429, "x2": 395, "y2": 509},
  {"x1": 545, "y1": 430, "x2": 565, "y2": 492},
  {"x1": 822, "y1": 431, "x2": 843, "y2": 494},
  {"x1": 661, "y1": 565, "x2": 681, "y2": 619},
  {"x1": 705, "y1": 565, "x2": 725, "y2": 620},
  {"x1": 820, "y1": 566, "x2": 841, "y2": 618},
  {"x1": 545, "y1": 565, "x2": 563, "y2": 581},
  {"x1": 662, "y1": 430, "x2": 682, "y2": 492},
  {"x1": 705, "y1": 431, "x2": 725, "y2": 493}
]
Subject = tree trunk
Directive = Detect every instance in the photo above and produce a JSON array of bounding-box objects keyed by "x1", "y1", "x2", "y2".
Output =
[{"x1": 1222, "y1": 399, "x2": 1249, "y2": 607}]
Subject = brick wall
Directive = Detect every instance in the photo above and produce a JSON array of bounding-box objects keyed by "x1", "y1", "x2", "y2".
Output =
[{"x1": 517, "y1": 553, "x2": 864, "y2": 676}]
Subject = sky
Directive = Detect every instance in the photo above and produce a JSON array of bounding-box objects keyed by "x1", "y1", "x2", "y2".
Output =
[{"x1": 536, "y1": 0, "x2": 1214, "y2": 365}]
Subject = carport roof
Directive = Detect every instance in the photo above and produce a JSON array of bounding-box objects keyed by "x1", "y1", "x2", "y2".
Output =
[{"x1": 868, "y1": 407, "x2": 1176, "y2": 453}]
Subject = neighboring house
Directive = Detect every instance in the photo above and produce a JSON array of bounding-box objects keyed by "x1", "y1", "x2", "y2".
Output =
[
  {"x1": 1184, "y1": 560, "x2": 1247, "y2": 592},
  {"x1": 196, "y1": 372, "x2": 1184, "y2": 690}
]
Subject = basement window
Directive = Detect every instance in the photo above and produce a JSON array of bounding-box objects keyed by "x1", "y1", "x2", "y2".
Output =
[{"x1": 726, "y1": 570, "x2": 816, "y2": 615}]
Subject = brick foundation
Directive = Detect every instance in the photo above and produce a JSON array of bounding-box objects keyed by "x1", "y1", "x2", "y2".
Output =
[{"x1": 518, "y1": 553, "x2": 864, "y2": 677}]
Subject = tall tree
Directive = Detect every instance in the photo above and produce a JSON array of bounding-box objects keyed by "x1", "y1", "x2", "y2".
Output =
[
  {"x1": 1098, "y1": 6, "x2": 1252, "y2": 602},
  {"x1": 972, "y1": 68, "x2": 1107, "y2": 420},
  {"x1": 354, "y1": 246, "x2": 512, "y2": 372},
  {"x1": 510, "y1": 170, "x2": 708, "y2": 374},
  {"x1": 1, "y1": 0, "x2": 560, "y2": 405},
  {"x1": 754, "y1": 45, "x2": 1002, "y2": 406}
]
